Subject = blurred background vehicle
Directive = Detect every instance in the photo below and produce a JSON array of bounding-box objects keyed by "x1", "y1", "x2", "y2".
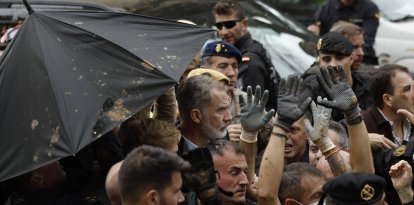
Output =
[
  {"x1": 373, "y1": 0, "x2": 414, "y2": 69},
  {"x1": 130, "y1": 0, "x2": 318, "y2": 77},
  {"x1": 0, "y1": 0, "x2": 122, "y2": 55},
  {"x1": 258, "y1": 0, "x2": 414, "y2": 69},
  {"x1": 0, "y1": 0, "x2": 318, "y2": 77}
]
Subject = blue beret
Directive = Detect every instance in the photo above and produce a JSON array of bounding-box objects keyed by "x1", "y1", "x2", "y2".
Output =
[
  {"x1": 317, "y1": 32, "x2": 353, "y2": 56},
  {"x1": 322, "y1": 172, "x2": 386, "y2": 205},
  {"x1": 202, "y1": 41, "x2": 242, "y2": 63}
]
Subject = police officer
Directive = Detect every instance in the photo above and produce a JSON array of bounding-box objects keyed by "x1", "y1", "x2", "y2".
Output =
[
  {"x1": 309, "y1": 0, "x2": 380, "y2": 65},
  {"x1": 374, "y1": 141, "x2": 414, "y2": 205},
  {"x1": 301, "y1": 31, "x2": 374, "y2": 120},
  {"x1": 213, "y1": 0, "x2": 280, "y2": 111}
]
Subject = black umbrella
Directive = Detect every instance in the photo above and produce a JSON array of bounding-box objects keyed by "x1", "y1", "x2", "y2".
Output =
[{"x1": 0, "y1": 0, "x2": 213, "y2": 182}]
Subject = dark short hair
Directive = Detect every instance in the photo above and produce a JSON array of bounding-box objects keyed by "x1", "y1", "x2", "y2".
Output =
[
  {"x1": 329, "y1": 121, "x2": 348, "y2": 149},
  {"x1": 213, "y1": 0, "x2": 246, "y2": 20},
  {"x1": 176, "y1": 75, "x2": 226, "y2": 122},
  {"x1": 370, "y1": 64, "x2": 410, "y2": 108},
  {"x1": 207, "y1": 139, "x2": 244, "y2": 157},
  {"x1": 330, "y1": 21, "x2": 363, "y2": 39},
  {"x1": 279, "y1": 162, "x2": 325, "y2": 204},
  {"x1": 118, "y1": 145, "x2": 190, "y2": 203}
]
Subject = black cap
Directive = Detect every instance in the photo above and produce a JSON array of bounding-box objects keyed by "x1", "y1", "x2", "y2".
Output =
[
  {"x1": 317, "y1": 32, "x2": 353, "y2": 56},
  {"x1": 202, "y1": 41, "x2": 242, "y2": 63},
  {"x1": 322, "y1": 172, "x2": 386, "y2": 205}
]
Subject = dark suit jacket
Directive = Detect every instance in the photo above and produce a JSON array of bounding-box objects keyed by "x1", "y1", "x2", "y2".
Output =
[{"x1": 363, "y1": 106, "x2": 394, "y2": 142}]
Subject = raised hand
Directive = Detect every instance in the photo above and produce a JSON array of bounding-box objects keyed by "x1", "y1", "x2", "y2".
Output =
[
  {"x1": 304, "y1": 98, "x2": 336, "y2": 154},
  {"x1": 240, "y1": 86, "x2": 275, "y2": 143},
  {"x1": 273, "y1": 74, "x2": 312, "y2": 131},
  {"x1": 182, "y1": 147, "x2": 220, "y2": 205},
  {"x1": 317, "y1": 66, "x2": 361, "y2": 125},
  {"x1": 240, "y1": 86, "x2": 275, "y2": 132}
]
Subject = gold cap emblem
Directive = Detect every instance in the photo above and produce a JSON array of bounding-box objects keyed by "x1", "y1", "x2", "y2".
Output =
[
  {"x1": 360, "y1": 184, "x2": 375, "y2": 201},
  {"x1": 215, "y1": 44, "x2": 222, "y2": 53},
  {"x1": 394, "y1": 145, "x2": 406, "y2": 157},
  {"x1": 317, "y1": 38, "x2": 322, "y2": 50}
]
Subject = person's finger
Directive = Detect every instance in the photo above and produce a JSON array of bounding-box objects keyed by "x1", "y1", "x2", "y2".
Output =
[
  {"x1": 291, "y1": 74, "x2": 300, "y2": 95},
  {"x1": 320, "y1": 66, "x2": 333, "y2": 88},
  {"x1": 383, "y1": 137, "x2": 398, "y2": 149},
  {"x1": 397, "y1": 109, "x2": 414, "y2": 123},
  {"x1": 317, "y1": 97, "x2": 336, "y2": 109},
  {"x1": 328, "y1": 66, "x2": 339, "y2": 84},
  {"x1": 299, "y1": 97, "x2": 312, "y2": 112},
  {"x1": 285, "y1": 75, "x2": 294, "y2": 95},
  {"x1": 254, "y1": 85, "x2": 261, "y2": 105},
  {"x1": 239, "y1": 95, "x2": 246, "y2": 108},
  {"x1": 381, "y1": 143, "x2": 392, "y2": 150},
  {"x1": 317, "y1": 72, "x2": 330, "y2": 92},
  {"x1": 247, "y1": 86, "x2": 253, "y2": 104},
  {"x1": 310, "y1": 100, "x2": 318, "y2": 118},
  {"x1": 260, "y1": 90, "x2": 269, "y2": 106},
  {"x1": 262, "y1": 109, "x2": 275, "y2": 124},
  {"x1": 278, "y1": 78, "x2": 286, "y2": 97},
  {"x1": 304, "y1": 119, "x2": 313, "y2": 135},
  {"x1": 337, "y1": 65, "x2": 348, "y2": 83},
  {"x1": 295, "y1": 76, "x2": 304, "y2": 95}
]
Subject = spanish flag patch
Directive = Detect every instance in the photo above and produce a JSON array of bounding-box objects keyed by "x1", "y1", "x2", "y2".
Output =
[{"x1": 242, "y1": 56, "x2": 250, "y2": 62}]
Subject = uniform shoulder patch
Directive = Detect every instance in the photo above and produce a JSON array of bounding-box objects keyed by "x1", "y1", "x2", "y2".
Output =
[
  {"x1": 394, "y1": 145, "x2": 406, "y2": 157},
  {"x1": 242, "y1": 56, "x2": 250, "y2": 62}
]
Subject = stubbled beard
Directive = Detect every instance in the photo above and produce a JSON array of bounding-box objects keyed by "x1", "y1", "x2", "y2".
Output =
[{"x1": 200, "y1": 119, "x2": 227, "y2": 140}]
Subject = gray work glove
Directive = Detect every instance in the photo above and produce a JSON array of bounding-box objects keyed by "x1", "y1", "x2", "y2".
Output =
[
  {"x1": 273, "y1": 74, "x2": 312, "y2": 131},
  {"x1": 240, "y1": 86, "x2": 275, "y2": 143},
  {"x1": 316, "y1": 66, "x2": 362, "y2": 124},
  {"x1": 182, "y1": 147, "x2": 220, "y2": 205},
  {"x1": 304, "y1": 98, "x2": 336, "y2": 154}
]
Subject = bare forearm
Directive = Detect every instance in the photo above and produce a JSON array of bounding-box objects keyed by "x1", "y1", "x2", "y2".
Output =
[
  {"x1": 257, "y1": 126, "x2": 285, "y2": 205},
  {"x1": 347, "y1": 122, "x2": 374, "y2": 173},
  {"x1": 398, "y1": 188, "x2": 414, "y2": 204},
  {"x1": 240, "y1": 140, "x2": 257, "y2": 183},
  {"x1": 326, "y1": 152, "x2": 351, "y2": 176}
]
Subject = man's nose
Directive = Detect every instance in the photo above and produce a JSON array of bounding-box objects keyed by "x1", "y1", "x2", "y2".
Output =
[
  {"x1": 240, "y1": 172, "x2": 249, "y2": 185},
  {"x1": 224, "y1": 109, "x2": 232, "y2": 122},
  {"x1": 225, "y1": 67, "x2": 235, "y2": 78},
  {"x1": 177, "y1": 190, "x2": 185, "y2": 203}
]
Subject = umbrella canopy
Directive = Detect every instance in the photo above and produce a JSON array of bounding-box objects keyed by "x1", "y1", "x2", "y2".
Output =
[{"x1": 0, "y1": 2, "x2": 213, "y2": 182}]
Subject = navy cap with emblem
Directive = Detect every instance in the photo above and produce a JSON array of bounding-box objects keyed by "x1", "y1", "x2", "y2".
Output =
[
  {"x1": 202, "y1": 41, "x2": 242, "y2": 63},
  {"x1": 317, "y1": 32, "x2": 353, "y2": 56},
  {"x1": 322, "y1": 172, "x2": 386, "y2": 205}
]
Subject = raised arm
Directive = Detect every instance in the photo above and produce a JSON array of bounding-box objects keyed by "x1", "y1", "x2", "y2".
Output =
[
  {"x1": 304, "y1": 99, "x2": 351, "y2": 177},
  {"x1": 258, "y1": 75, "x2": 312, "y2": 205},
  {"x1": 239, "y1": 85, "x2": 275, "y2": 200},
  {"x1": 317, "y1": 66, "x2": 374, "y2": 173}
]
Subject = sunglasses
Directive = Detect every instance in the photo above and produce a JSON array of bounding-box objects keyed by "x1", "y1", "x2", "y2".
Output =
[{"x1": 215, "y1": 20, "x2": 241, "y2": 30}]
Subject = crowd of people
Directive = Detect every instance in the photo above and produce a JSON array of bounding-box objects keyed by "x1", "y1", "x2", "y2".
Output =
[{"x1": 1, "y1": 0, "x2": 414, "y2": 205}]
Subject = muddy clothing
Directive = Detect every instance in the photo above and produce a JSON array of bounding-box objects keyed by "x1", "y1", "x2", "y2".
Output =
[
  {"x1": 315, "y1": 0, "x2": 380, "y2": 64},
  {"x1": 235, "y1": 33, "x2": 280, "y2": 111}
]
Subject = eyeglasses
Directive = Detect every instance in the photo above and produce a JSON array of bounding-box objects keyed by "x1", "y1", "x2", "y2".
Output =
[{"x1": 215, "y1": 20, "x2": 241, "y2": 30}]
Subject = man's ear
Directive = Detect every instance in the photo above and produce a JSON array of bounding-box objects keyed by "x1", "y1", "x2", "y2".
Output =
[
  {"x1": 146, "y1": 190, "x2": 160, "y2": 205},
  {"x1": 383, "y1": 93, "x2": 392, "y2": 107},
  {"x1": 241, "y1": 17, "x2": 248, "y2": 27},
  {"x1": 284, "y1": 198, "x2": 297, "y2": 205},
  {"x1": 191, "y1": 108, "x2": 203, "y2": 124}
]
